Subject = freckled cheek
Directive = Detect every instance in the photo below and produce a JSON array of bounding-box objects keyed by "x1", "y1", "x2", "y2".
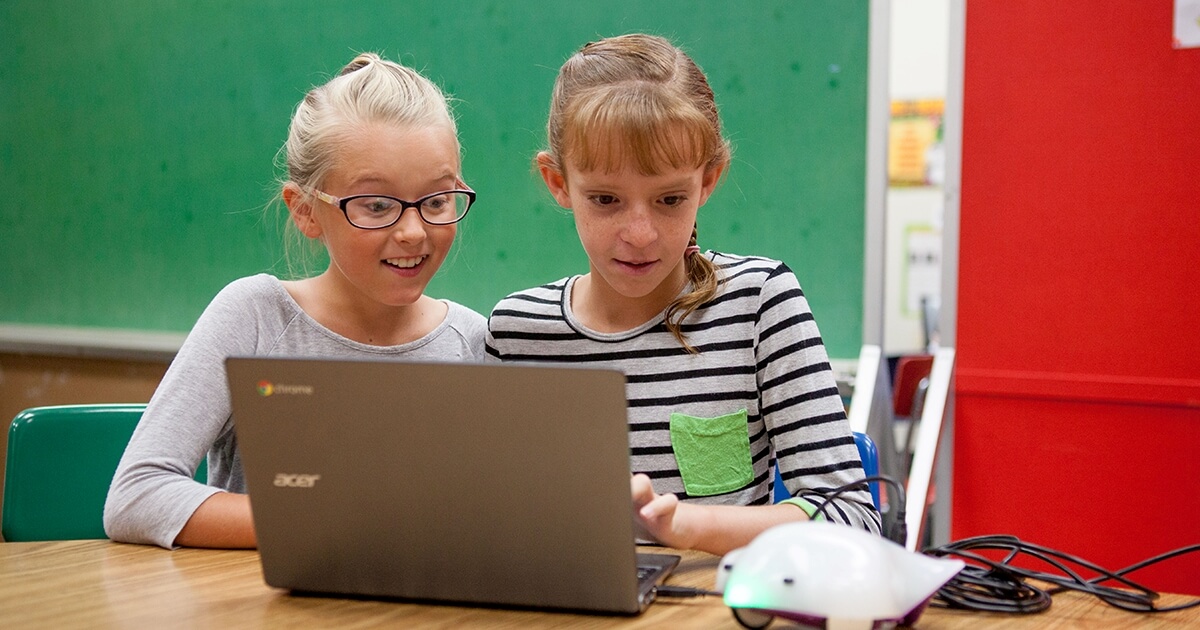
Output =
[
  {"x1": 574, "y1": 224, "x2": 614, "y2": 261},
  {"x1": 574, "y1": 216, "x2": 606, "y2": 242}
]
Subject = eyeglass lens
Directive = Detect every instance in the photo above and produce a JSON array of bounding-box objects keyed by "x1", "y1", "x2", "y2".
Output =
[{"x1": 344, "y1": 192, "x2": 471, "y2": 227}]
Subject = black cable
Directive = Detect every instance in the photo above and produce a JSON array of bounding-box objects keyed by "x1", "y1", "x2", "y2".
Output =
[
  {"x1": 783, "y1": 475, "x2": 1200, "y2": 615},
  {"x1": 1044, "y1": 543, "x2": 1200, "y2": 613},
  {"x1": 934, "y1": 565, "x2": 1051, "y2": 613},
  {"x1": 806, "y1": 474, "x2": 907, "y2": 545},
  {"x1": 924, "y1": 535, "x2": 1200, "y2": 614},
  {"x1": 657, "y1": 583, "x2": 720, "y2": 597}
]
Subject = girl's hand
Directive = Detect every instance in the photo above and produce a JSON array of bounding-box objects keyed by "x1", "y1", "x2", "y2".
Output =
[
  {"x1": 631, "y1": 473, "x2": 815, "y2": 555},
  {"x1": 630, "y1": 473, "x2": 699, "y2": 550}
]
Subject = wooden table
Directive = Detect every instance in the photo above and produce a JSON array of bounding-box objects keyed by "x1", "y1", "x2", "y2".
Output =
[{"x1": 1, "y1": 540, "x2": 1196, "y2": 628}]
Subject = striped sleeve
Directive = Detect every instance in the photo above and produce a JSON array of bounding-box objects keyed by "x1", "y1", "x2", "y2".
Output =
[{"x1": 752, "y1": 260, "x2": 881, "y2": 533}]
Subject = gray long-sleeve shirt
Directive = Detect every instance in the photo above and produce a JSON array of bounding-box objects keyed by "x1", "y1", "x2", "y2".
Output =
[{"x1": 104, "y1": 274, "x2": 486, "y2": 548}]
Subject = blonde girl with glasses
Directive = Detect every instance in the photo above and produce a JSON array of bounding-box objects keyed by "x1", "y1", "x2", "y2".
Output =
[
  {"x1": 105, "y1": 53, "x2": 486, "y2": 549},
  {"x1": 486, "y1": 34, "x2": 879, "y2": 555}
]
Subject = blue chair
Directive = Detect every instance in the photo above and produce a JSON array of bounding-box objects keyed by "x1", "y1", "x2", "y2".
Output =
[
  {"x1": 2, "y1": 404, "x2": 207, "y2": 541},
  {"x1": 773, "y1": 431, "x2": 880, "y2": 509}
]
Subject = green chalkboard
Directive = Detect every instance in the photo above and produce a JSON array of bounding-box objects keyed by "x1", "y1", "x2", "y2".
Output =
[{"x1": 0, "y1": 1, "x2": 867, "y2": 358}]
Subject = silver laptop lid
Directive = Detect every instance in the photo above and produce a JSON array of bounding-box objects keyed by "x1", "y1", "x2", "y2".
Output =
[{"x1": 227, "y1": 357, "x2": 651, "y2": 614}]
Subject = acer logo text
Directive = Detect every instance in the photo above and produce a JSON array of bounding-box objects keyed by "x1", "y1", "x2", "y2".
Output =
[{"x1": 274, "y1": 473, "x2": 321, "y2": 488}]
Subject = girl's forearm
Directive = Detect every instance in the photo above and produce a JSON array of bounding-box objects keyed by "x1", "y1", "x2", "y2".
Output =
[
  {"x1": 677, "y1": 502, "x2": 810, "y2": 556},
  {"x1": 173, "y1": 492, "x2": 257, "y2": 548}
]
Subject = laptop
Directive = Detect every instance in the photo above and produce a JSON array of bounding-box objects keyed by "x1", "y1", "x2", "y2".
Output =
[{"x1": 225, "y1": 357, "x2": 680, "y2": 614}]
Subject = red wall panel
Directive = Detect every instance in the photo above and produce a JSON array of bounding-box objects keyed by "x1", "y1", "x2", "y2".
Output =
[
  {"x1": 954, "y1": 394, "x2": 1200, "y2": 595},
  {"x1": 955, "y1": 2, "x2": 1200, "y2": 596}
]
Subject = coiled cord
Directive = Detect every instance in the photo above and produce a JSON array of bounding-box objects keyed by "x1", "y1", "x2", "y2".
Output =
[
  {"x1": 925, "y1": 535, "x2": 1200, "y2": 613},
  {"x1": 806, "y1": 474, "x2": 1199, "y2": 614}
]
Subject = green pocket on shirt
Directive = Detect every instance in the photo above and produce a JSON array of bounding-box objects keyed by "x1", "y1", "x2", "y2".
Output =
[{"x1": 669, "y1": 409, "x2": 754, "y2": 497}]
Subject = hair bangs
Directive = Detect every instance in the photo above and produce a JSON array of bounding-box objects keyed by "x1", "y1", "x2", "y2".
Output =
[{"x1": 562, "y1": 85, "x2": 717, "y2": 176}]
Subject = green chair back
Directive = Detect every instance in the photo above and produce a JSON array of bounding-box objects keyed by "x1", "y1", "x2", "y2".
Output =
[{"x1": 2, "y1": 403, "x2": 207, "y2": 541}]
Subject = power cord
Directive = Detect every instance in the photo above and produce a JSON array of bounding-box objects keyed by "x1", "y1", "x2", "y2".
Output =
[
  {"x1": 924, "y1": 535, "x2": 1200, "y2": 614},
  {"x1": 807, "y1": 475, "x2": 908, "y2": 546},
  {"x1": 797, "y1": 476, "x2": 1200, "y2": 614},
  {"x1": 655, "y1": 585, "x2": 723, "y2": 598}
]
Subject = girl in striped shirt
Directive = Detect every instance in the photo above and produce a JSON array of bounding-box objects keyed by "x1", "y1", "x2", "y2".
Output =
[{"x1": 486, "y1": 34, "x2": 879, "y2": 555}]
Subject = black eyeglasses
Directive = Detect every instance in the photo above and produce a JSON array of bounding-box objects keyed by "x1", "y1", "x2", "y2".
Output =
[{"x1": 308, "y1": 181, "x2": 475, "y2": 229}]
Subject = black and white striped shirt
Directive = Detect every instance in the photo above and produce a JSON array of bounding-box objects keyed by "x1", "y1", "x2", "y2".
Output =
[{"x1": 486, "y1": 252, "x2": 880, "y2": 533}]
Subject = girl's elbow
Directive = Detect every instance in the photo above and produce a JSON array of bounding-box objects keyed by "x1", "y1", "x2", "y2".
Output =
[
  {"x1": 101, "y1": 495, "x2": 129, "y2": 542},
  {"x1": 102, "y1": 481, "x2": 139, "y2": 543}
]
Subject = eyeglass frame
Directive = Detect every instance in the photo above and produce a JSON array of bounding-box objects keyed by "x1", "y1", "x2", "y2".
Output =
[{"x1": 306, "y1": 181, "x2": 476, "y2": 229}]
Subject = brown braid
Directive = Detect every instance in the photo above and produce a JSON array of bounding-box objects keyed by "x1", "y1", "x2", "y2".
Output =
[{"x1": 664, "y1": 223, "x2": 720, "y2": 353}]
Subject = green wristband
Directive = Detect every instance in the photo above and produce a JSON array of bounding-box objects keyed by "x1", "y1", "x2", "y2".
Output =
[{"x1": 781, "y1": 497, "x2": 826, "y2": 521}]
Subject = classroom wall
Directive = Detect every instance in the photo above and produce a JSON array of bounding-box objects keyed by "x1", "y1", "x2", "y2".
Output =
[
  {"x1": 884, "y1": 0, "x2": 950, "y2": 355},
  {"x1": 0, "y1": 353, "x2": 167, "y2": 538},
  {"x1": 954, "y1": 2, "x2": 1200, "y2": 595},
  {"x1": 0, "y1": 1, "x2": 870, "y2": 359},
  {"x1": 889, "y1": 0, "x2": 951, "y2": 101}
]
